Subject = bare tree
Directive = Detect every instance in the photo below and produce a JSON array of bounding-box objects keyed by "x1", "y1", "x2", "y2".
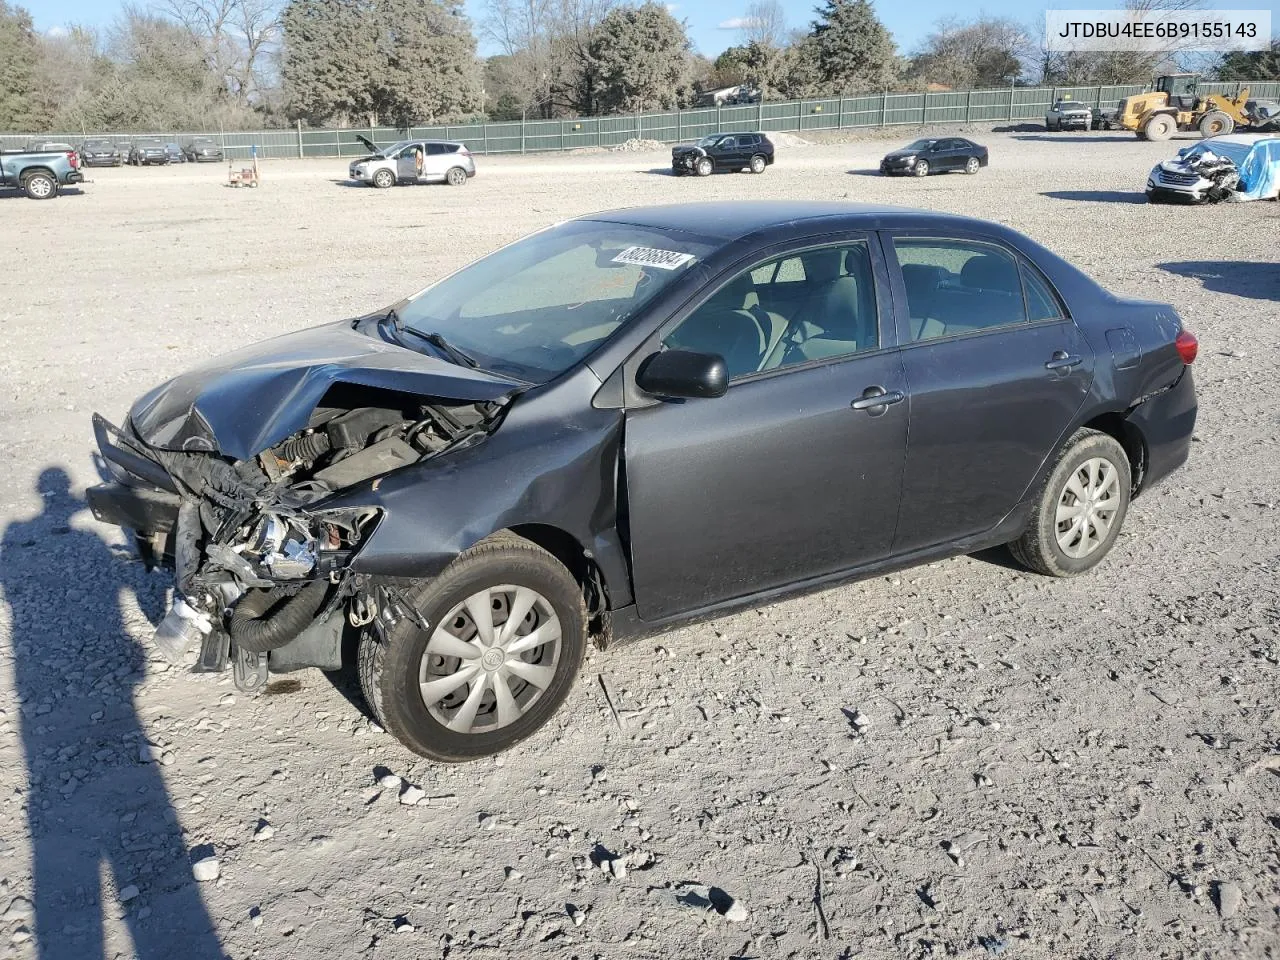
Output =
[
  {"x1": 739, "y1": 0, "x2": 786, "y2": 48},
  {"x1": 154, "y1": 0, "x2": 281, "y2": 104}
]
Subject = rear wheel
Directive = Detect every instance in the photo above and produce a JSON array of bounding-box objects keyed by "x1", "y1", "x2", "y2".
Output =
[
  {"x1": 964, "y1": 156, "x2": 980, "y2": 174},
  {"x1": 445, "y1": 166, "x2": 468, "y2": 186},
  {"x1": 749, "y1": 154, "x2": 767, "y2": 174},
  {"x1": 1010, "y1": 429, "x2": 1131, "y2": 577},
  {"x1": 23, "y1": 172, "x2": 57, "y2": 199},
  {"x1": 1198, "y1": 110, "x2": 1234, "y2": 137},
  {"x1": 360, "y1": 533, "x2": 587, "y2": 761},
  {"x1": 1143, "y1": 114, "x2": 1176, "y2": 141},
  {"x1": 913, "y1": 159, "x2": 930, "y2": 177},
  {"x1": 695, "y1": 157, "x2": 713, "y2": 177},
  {"x1": 372, "y1": 168, "x2": 395, "y2": 189}
]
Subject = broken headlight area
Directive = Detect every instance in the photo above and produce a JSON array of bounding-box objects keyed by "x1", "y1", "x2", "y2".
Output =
[{"x1": 96, "y1": 393, "x2": 507, "y2": 679}]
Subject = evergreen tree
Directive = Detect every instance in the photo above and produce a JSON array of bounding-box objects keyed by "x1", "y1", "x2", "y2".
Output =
[{"x1": 808, "y1": 0, "x2": 897, "y2": 95}]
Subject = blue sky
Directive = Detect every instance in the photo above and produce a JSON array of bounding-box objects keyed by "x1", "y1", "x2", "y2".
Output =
[{"x1": 22, "y1": 0, "x2": 1278, "y2": 58}]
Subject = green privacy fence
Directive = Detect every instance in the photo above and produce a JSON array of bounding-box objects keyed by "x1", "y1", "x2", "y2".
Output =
[{"x1": 4, "y1": 80, "x2": 1277, "y2": 160}]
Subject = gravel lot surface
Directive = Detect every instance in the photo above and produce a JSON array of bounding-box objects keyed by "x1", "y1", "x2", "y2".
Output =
[{"x1": 0, "y1": 130, "x2": 1277, "y2": 960}]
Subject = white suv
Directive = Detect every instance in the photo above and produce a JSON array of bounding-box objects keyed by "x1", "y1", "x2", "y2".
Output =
[{"x1": 348, "y1": 137, "x2": 476, "y2": 189}]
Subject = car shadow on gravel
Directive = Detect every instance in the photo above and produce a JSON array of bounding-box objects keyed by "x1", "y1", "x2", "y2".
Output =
[
  {"x1": 1042, "y1": 190, "x2": 1147, "y2": 204},
  {"x1": 1013, "y1": 134, "x2": 1137, "y2": 143},
  {"x1": 0, "y1": 468, "x2": 227, "y2": 959},
  {"x1": 1158, "y1": 261, "x2": 1280, "y2": 301}
]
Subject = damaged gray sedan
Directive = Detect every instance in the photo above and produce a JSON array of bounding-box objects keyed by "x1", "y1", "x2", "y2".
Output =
[{"x1": 90, "y1": 201, "x2": 1198, "y2": 761}]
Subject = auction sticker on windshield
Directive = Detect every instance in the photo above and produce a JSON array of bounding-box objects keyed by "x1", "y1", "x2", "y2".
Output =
[{"x1": 612, "y1": 246, "x2": 697, "y2": 270}]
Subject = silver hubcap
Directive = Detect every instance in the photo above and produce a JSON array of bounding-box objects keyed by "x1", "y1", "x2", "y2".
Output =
[
  {"x1": 916, "y1": 162, "x2": 927, "y2": 176},
  {"x1": 1055, "y1": 457, "x2": 1120, "y2": 559},
  {"x1": 752, "y1": 158, "x2": 763, "y2": 171},
  {"x1": 449, "y1": 168, "x2": 464, "y2": 184},
  {"x1": 418, "y1": 585, "x2": 562, "y2": 734},
  {"x1": 30, "y1": 178, "x2": 52, "y2": 197},
  {"x1": 966, "y1": 158, "x2": 978, "y2": 172}
]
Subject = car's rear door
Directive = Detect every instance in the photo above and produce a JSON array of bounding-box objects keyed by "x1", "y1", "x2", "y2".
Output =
[
  {"x1": 621, "y1": 234, "x2": 909, "y2": 621},
  {"x1": 885, "y1": 232, "x2": 1095, "y2": 553},
  {"x1": 423, "y1": 142, "x2": 449, "y2": 179}
]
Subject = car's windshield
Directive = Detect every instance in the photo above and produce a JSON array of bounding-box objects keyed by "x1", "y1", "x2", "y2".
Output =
[
  {"x1": 904, "y1": 139, "x2": 936, "y2": 151},
  {"x1": 1183, "y1": 141, "x2": 1252, "y2": 164},
  {"x1": 396, "y1": 220, "x2": 717, "y2": 383},
  {"x1": 696, "y1": 135, "x2": 723, "y2": 147},
  {"x1": 85, "y1": 140, "x2": 112, "y2": 148},
  {"x1": 384, "y1": 140, "x2": 416, "y2": 158}
]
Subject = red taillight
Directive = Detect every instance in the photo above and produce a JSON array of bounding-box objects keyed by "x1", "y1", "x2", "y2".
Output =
[
  {"x1": 1175, "y1": 330, "x2": 1198, "y2": 365},
  {"x1": 457, "y1": 145, "x2": 470, "y2": 156},
  {"x1": 67, "y1": 151, "x2": 80, "y2": 169}
]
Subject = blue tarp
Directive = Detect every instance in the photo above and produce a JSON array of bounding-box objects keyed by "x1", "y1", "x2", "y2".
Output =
[{"x1": 1233, "y1": 138, "x2": 1280, "y2": 201}]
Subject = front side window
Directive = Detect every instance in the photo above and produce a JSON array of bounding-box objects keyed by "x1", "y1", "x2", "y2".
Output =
[
  {"x1": 662, "y1": 242, "x2": 880, "y2": 380},
  {"x1": 397, "y1": 220, "x2": 715, "y2": 383},
  {"x1": 895, "y1": 239, "x2": 1027, "y2": 341}
]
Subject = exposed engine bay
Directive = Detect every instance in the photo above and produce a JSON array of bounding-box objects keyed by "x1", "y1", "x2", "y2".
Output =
[
  {"x1": 93, "y1": 389, "x2": 507, "y2": 689},
  {"x1": 1184, "y1": 149, "x2": 1242, "y2": 203}
]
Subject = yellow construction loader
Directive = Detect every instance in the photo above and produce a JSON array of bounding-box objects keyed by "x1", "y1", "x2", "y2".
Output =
[{"x1": 1116, "y1": 74, "x2": 1257, "y2": 141}]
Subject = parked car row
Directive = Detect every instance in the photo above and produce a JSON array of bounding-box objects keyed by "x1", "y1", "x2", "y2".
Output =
[{"x1": 18, "y1": 137, "x2": 228, "y2": 168}]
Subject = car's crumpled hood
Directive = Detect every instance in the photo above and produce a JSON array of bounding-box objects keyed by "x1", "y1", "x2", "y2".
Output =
[
  {"x1": 129, "y1": 320, "x2": 522, "y2": 461},
  {"x1": 1156, "y1": 158, "x2": 1204, "y2": 178},
  {"x1": 671, "y1": 144, "x2": 706, "y2": 155}
]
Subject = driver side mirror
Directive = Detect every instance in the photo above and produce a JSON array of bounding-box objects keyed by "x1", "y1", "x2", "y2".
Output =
[{"x1": 636, "y1": 349, "x2": 728, "y2": 399}]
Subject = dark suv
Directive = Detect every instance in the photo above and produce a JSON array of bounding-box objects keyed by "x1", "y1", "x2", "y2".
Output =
[
  {"x1": 129, "y1": 140, "x2": 169, "y2": 166},
  {"x1": 671, "y1": 132, "x2": 774, "y2": 176}
]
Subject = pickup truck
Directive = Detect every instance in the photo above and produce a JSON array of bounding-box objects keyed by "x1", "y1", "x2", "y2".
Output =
[
  {"x1": 0, "y1": 145, "x2": 84, "y2": 199},
  {"x1": 1045, "y1": 99, "x2": 1094, "y2": 131}
]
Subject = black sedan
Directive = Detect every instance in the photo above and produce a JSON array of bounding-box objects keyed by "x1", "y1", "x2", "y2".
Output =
[
  {"x1": 79, "y1": 138, "x2": 123, "y2": 167},
  {"x1": 129, "y1": 140, "x2": 168, "y2": 166},
  {"x1": 672, "y1": 132, "x2": 774, "y2": 176},
  {"x1": 881, "y1": 137, "x2": 988, "y2": 177},
  {"x1": 88, "y1": 202, "x2": 1198, "y2": 761},
  {"x1": 184, "y1": 138, "x2": 224, "y2": 162}
]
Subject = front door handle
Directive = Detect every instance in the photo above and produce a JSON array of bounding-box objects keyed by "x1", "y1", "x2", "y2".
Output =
[
  {"x1": 1045, "y1": 350, "x2": 1083, "y2": 371},
  {"x1": 851, "y1": 386, "x2": 906, "y2": 412}
]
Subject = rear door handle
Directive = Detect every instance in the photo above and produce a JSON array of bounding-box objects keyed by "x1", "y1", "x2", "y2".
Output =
[
  {"x1": 851, "y1": 386, "x2": 905, "y2": 412},
  {"x1": 1045, "y1": 351, "x2": 1083, "y2": 370}
]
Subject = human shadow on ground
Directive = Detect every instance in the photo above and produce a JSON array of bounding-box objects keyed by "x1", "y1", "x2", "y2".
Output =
[{"x1": 0, "y1": 467, "x2": 226, "y2": 960}]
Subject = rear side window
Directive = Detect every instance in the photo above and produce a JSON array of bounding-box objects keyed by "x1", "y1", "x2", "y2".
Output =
[
  {"x1": 426, "y1": 143, "x2": 446, "y2": 156},
  {"x1": 895, "y1": 239, "x2": 1027, "y2": 341},
  {"x1": 1022, "y1": 264, "x2": 1067, "y2": 321}
]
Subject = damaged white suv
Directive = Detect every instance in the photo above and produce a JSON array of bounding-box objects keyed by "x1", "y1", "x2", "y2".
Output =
[{"x1": 348, "y1": 136, "x2": 476, "y2": 189}]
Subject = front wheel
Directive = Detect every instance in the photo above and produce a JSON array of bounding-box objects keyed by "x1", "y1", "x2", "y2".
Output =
[
  {"x1": 749, "y1": 154, "x2": 767, "y2": 174},
  {"x1": 1198, "y1": 110, "x2": 1234, "y2": 137},
  {"x1": 1010, "y1": 429, "x2": 1131, "y2": 577},
  {"x1": 360, "y1": 532, "x2": 587, "y2": 762},
  {"x1": 913, "y1": 159, "x2": 930, "y2": 177},
  {"x1": 964, "y1": 156, "x2": 980, "y2": 174},
  {"x1": 372, "y1": 168, "x2": 395, "y2": 189},
  {"x1": 445, "y1": 166, "x2": 468, "y2": 186},
  {"x1": 695, "y1": 157, "x2": 713, "y2": 177},
  {"x1": 23, "y1": 172, "x2": 57, "y2": 199}
]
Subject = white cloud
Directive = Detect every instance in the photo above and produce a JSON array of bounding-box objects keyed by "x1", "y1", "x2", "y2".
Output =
[
  {"x1": 717, "y1": 16, "x2": 760, "y2": 30},
  {"x1": 665, "y1": 2, "x2": 679, "y2": 11},
  {"x1": 46, "y1": 24, "x2": 69, "y2": 38}
]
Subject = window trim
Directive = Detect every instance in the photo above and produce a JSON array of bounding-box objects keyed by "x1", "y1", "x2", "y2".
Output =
[{"x1": 885, "y1": 233, "x2": 1073, "y2": 348}]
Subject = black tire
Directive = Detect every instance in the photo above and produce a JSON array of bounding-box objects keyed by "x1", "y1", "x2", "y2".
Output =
[
  {"x1": 372, "y1": 168, "x2": 395, "y2": 189},
  {"x1": 1047, "y1": 119, "x2": 1059, "y2": 131},
  {"x1": 1198, "y1": 110, "x2": 1234, "y2": 137},
  {"x1": 1143, "y1": 114, "x2": 1176, "y2": 141},
  {"x1": 913, "y1": 159, "x2": 929, "y2": 177},
  {"x1": 23, "y1": 172, "x2": 57, "y2": 200},
  {"x1": 1009, "y1": 429, "x2": 1131, "y2": 578},
  {"x1": 695, "y1": 157, "x2": 713, "y2": 177},
  {"x1": 445, "y1": 166, "x2": 468, "y2": 186},
  {"x1": 361, "y1": 532, "x2": 587, "y2": 761}
]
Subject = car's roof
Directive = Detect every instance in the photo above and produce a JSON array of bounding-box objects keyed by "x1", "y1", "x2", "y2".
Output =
[
  {"x1": 582, "y1": 201, "x2": 988, "y2": 241},
  {"x1": 1201, "y1": 134, "x2": 1279, "y2": 145}
]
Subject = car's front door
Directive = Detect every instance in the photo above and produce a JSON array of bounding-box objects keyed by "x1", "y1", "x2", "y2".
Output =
[
  {"x1": 396, "y1": 144, "x2": 421, "y2": 181},
  {"x1": 886, "y1": 234, "x2": 1095, "y2": 553},
  {"x1": 622, "y1": 236, "x2": 908, "y2": 621},
  {"x1": 714, "y1": 136, "x2": 738, "y2": 169}
]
